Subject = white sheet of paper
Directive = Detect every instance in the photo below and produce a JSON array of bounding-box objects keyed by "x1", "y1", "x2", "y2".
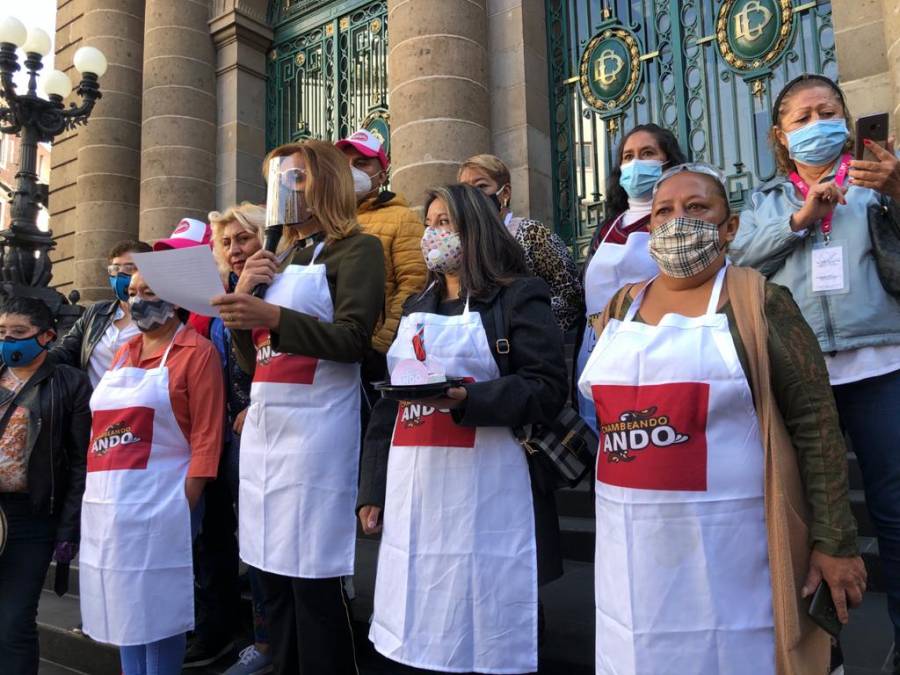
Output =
[
  {"x1": 811, "y1": 244, "x2": 845, "y2": 293},
  {"x1": 131, "y1": 247, "x2": 224, "y2": 317}
]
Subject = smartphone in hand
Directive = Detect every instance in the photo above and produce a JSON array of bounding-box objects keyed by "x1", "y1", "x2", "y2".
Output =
[
  {"x1": 854, "y1": 113, "x2": 890, "y2": 161},
  {"x1": 807, "y1": 581, "x2": 842, "y2": 637}
]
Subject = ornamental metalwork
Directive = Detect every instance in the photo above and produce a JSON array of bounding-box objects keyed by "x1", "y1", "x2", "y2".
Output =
[
  {"x1": 578, "y1": 26, "x2": 642, "y2": 112},
  {"x1": 546, "y1": 0, "x2": 835, "y2": 258},
  {"x1": 717, "y1": 0, "x2": 794, "y2": 72},
  {"x1": 267, "y1": 0, "x2": 388, "y2": 148}
]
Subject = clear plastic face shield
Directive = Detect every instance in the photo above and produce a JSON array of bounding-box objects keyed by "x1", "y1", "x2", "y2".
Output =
[{"x1": 265, "y1": 154, "x2": 314, "y2": 228}]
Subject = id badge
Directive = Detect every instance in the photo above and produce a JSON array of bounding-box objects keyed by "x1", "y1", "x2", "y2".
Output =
[{"x1": 811, "y1": 240, "x2": 850, "y2": 295}]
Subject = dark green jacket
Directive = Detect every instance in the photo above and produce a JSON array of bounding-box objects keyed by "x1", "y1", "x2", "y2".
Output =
[{"x1": 233, "y1": 231, "x2": 385, "y2": 372}]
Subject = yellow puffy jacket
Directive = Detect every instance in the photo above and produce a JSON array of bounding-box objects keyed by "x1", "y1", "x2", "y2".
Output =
[{"x1": 357, "y1": 191, "x2": 427, "y2": 353}]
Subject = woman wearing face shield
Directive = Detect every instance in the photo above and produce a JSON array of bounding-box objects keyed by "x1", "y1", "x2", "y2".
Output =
[
  {"x1": 78, "y1": 271, "x2": 225, "y2": 675},
  {"x1": 731, "y1": 75, "x2": 900, "y2": 661},
  {"x1": 580, "y1": 164, "x2": 864, "y2": 675},
  {"x1": 212, "y1": 140, "x2": 384, "y2": 675}
]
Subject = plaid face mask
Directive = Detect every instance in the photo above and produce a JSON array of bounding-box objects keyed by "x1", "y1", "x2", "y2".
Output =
[{"x1": 649, "y1": 216, "x2": 724, "y2": 279}]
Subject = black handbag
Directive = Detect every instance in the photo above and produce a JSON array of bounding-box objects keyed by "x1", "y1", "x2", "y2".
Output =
[
  {"x1": 867, "y1": 193, "x2": 900, "y2": 297},
  {"x1": 487, "y1": 289, "x2": 597, "y2": 489}
]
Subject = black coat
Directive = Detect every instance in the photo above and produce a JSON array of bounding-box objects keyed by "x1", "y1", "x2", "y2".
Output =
[
  {"x1": 358, "y1": 276, "x2": 568, "y2": 584},
  {"x1": 49, "y1": 300, "x2": 118, "y2": 371},
  {"x1": 0, "y1": 361, "x2": 92, "y2": 542}
]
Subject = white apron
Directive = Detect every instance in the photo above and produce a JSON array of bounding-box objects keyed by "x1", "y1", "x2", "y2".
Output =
[
  {"x1": 239, "y1": 242, "x2": 360, "y2": 578},
  {"x1": 575, "y1": 217, "x2": 656, "y2": 431},
  {"x1": 370, "y1": 299, "x2": 537, "y2": 674},
  {"x1": 578, "y1": 265, "x2": 775, "y2": 675},
  {"x1": 80, "y1": 329, "x2": 193, "y2": 646}
]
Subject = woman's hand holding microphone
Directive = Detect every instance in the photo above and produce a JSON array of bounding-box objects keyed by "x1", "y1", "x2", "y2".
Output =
[{"x1": 212, "y1": 249, "x2": 282, "y2": 331}]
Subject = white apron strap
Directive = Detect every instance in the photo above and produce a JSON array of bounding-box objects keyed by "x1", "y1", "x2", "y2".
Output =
[
  {"x1": 309, "y1": 241, "x2": 326, "y2": 265},
  {"x1": 705, "y1": 262, "x2": 729, "y2": 316},
  {"x1": 623, "y1": 261, "x2": 729, "y2": 324},
  {"x1": 622, "y1": 277, "x2": 656, "y2": 323},
  {"x1": 158, "y1": 324, "x2": 184, "y2": 368},
  {"x1": 598, "y1": 213, "x2": 626, "y2": 247}
]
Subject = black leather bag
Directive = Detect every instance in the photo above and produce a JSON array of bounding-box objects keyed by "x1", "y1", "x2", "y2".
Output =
[
  {"x1": 867, "y1": 194, "x2": 900, "y2": 297},
  {"x1": 488, "y1": 289, "x2": 597, "y2": 489}
]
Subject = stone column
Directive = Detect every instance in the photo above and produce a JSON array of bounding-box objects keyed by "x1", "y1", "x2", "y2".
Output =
[
  {"x1": 388, "y1": 0, "x2": 491, "y2": 208},
  {"x1": 885, "y1": 0, "x2": 900, "y2": 139},
  {"x1": 832, "y1": 2, "x2": 893, "y2": 123},
  {"x1": 487, "y1": 0, "x2": 553, "y2": 225},
  {"x1": 209, "y1": 0, "x2": 272, "y2": 210},
  {"x1": 73, "y1": 0, "x2": 145, "y2": 301},
  {"x1": 138, "y1": 0, "x2": 217, "y2": 242}
]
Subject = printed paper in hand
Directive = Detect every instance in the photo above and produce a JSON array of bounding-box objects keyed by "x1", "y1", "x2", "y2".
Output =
[{"x1": 131, "y1": 247, "x2": 225, "y2": 317}]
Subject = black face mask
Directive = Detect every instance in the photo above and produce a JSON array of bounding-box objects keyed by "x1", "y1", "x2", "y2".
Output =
[{"x1": 487, "y1": 192, "x2": 502, "y2": 213}]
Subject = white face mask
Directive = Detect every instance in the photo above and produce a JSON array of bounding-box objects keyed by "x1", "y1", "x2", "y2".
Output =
[{"x1": 351, "y1": 166, "x2": 373, "y2": 197}]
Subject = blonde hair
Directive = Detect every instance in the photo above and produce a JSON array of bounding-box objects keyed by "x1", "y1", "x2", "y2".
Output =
[
  {"x1": 209, "y1": 202, "x2": 266, "y2": 274},
  {"x1": 262, "y1": 140, "x2": 359, "y2": 245},
  {"x1": 458, "y1": 154, "x2": 512, "y2": 188}
]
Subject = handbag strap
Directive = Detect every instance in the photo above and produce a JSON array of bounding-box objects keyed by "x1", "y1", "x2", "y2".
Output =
[{"x1": 487, "y1": 287, "x2": 511, "y2": 377}]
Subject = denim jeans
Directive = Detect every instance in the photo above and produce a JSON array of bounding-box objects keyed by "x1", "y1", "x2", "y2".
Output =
[
  {"x1": 0, "y1": 494, "x2": 57, "y2": 675},
  {"x1": 833, "y1": 368, "x2": 900, "y2": 644},
  {"x1": 119, "y1": 633, "x2": 187, "y2": 675}
]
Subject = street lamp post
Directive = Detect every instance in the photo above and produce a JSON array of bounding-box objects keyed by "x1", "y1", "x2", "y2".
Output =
[{"x1": 0, "y1": 16, "x2": 106, "y2": 329}]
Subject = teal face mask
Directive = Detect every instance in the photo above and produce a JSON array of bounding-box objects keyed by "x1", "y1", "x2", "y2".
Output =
[
  {"x1": 619, "y1": 159, "x2": 663, "y2": 198},
  {"x1": 786, "y1": 119, "x2": 849, "y2": 166}
]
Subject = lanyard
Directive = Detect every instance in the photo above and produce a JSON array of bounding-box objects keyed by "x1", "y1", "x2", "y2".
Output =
[{"x1": 788, "y1": 153, "x2": 851, "y2": 241}]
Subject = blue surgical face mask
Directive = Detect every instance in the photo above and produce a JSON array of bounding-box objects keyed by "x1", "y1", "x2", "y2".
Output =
[
  {"x1": 619, "y1": 159, "x2": 664, "y2": 198},
  {"x1": 108, "y1": 274, "x2": 132, "y2": 302},
  {"x1": 786, "y1": 119, "x2": 849, "y2": 167},
  {"x1": 1, "y1": 334, "x2": 48, "y2": 367}
]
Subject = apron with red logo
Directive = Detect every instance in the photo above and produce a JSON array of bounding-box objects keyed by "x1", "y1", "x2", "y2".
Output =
[
  {"x1": 576, "y1": 217, "x2": 657, "y2": 432},
  {"x1": 239, "y1": 242, "x2": 360, "y2": 578},
  {"x1": 79, "y1": 328, "x2": 193, "y2": 646},
  {"x1": 578, "y1": 264, "x2": 775, "y2": 675},
  {"x1": 369, "y1": 298, "x2": 537, "y2": 674}
]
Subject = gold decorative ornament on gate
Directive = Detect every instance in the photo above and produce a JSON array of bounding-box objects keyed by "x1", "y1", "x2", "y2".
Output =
[
  {"x1": 579, "y1": 26, "x2": 642, "y2": 112},
  {"x1": 717, "y1": 0, "x2": 794, "y2": 71}
]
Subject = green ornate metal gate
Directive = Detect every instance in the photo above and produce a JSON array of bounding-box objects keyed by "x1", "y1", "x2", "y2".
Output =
[
  {"x1": 267, "y1": 0, "x2": 389, "y2": 150},
  {"x1": 546, "y1": 0, "x2": 836, "y2": 254}
]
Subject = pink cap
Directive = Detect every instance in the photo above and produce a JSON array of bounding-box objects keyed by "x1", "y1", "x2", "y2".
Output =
[
  {"x1": 335, "y1": 129, "x2": 389, "y2": 170},
  {"x1": 153, "y1": 218, "x2": 212, "y2": 250}
]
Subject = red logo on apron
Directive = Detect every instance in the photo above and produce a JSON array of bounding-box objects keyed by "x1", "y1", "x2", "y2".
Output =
[
  {"x1": 252, "y1": 328, "x2": 318, "y2": 384},
  {"x1": 391, "y1": 385, "x2": 477, "y2": 449},
  {"x1": 88, "y1": 406, "x2": 155, "y2": 472},
  {"x1": 592, "y1": 382, "x2": 709, "y2": 491}
]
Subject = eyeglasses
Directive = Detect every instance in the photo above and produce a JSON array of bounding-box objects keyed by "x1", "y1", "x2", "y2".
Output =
[
  {"x1": 107, "y1": 263, "x2": 138, "y2": 276},
  {"x1": 653, "y1": 162, "x2": 728, "y2": 195}
]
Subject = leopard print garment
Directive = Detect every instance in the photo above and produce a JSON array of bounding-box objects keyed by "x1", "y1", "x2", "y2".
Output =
[{"x1": 509, "y1": 217, "x2": 584, "y2": 331}]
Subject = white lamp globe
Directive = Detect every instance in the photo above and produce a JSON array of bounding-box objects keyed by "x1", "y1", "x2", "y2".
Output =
[
  {"x1": 0, "y1": 16, "x2": 27, "y2": 47},
  {"x1": 42, "y1": 69, "x2": 71, "y2": 99},
  {"x1": 73, "y1": 46, "x2": 107, "y2": 77},
  {"x1": 22, "y1": 27, "x2": 51, "y2": 56}
]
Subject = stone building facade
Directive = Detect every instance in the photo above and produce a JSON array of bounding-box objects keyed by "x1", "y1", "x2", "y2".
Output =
[{"x1": 46, "y1": 0, "x2": 900, "y2": 301}]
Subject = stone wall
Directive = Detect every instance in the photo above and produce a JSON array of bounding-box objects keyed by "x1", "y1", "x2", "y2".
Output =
[{"x1": 833, "y1": 0, "x2": 900, "y2": 138}]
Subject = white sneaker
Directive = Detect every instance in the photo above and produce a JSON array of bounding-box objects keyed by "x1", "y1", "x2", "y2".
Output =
[{"x1": 223, "y1": 645, "x2": 274, "y2": 675}]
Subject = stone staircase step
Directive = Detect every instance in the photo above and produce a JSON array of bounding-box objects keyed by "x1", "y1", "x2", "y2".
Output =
[{"x1": 37, "y1": 590, "x2": 120, "y2": 675}]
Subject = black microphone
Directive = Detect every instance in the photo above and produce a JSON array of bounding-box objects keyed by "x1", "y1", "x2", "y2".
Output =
[{"x1": 252, "y1": 224, "x2": 284, "y2": 298}]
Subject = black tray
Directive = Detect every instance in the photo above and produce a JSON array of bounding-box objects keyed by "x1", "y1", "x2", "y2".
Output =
[{"x1": 374, "y1": 377, "x2": 466, "y2": 401}]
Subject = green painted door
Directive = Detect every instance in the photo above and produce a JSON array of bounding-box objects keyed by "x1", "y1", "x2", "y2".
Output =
[
  {"x1": 267, "y1": 0, "x2": 389, "y2": 151},
  {"x1": 546, "y1": 0, "x2": 837, "y2": 256}
]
